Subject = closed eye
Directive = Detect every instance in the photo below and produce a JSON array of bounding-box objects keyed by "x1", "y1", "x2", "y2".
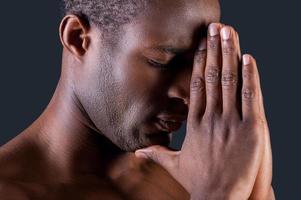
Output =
[{"x1": 147, "y1": 59, "x2": 169, "y2": 70}]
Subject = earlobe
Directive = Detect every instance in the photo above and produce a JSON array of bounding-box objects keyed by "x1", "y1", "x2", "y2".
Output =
[{"x1": 59, "y1": 15, "x2": 91, "y2": 59}]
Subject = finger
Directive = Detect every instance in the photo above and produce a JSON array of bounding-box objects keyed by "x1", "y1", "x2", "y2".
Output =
[
  {"x1": 236, "y1": 32, "x2": 242, "y2": 61},
  {"x1": 204, "y1": 23, "x2": 223, "y2": 114},
  {"x1": 241, "y1": 54, "x2": 260, "y2": 120},
  {"x1": 249, "y1": 60, "x2": 273, "y2": 199},
  {"x1": 189, "y1": 38, "x2": 207, "y2": 120},
  {"x1": 249, "y1": 131, "x2": 273, "y2": 200},
  {"x1": 236, "y1": 31, "x2": 243, "y2": 116},
  {"x1": 135, "y1": 145, "x2": 179, "y2": 173},
  {"x1": 243, "y1": 53, "x2": 273, "y2": 199},
  {"x1": 220, "y1": 26, "x2": 240, "y2": 115},
  {"x1": 255, "y1": 59, "x2": 268, "y2": 121}
]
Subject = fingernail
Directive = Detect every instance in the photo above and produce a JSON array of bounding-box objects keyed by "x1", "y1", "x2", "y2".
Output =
[
  {"x1": 221, "y1": 27, "x2": 231, "y2": 40},
  {"x1": 209, "y1": 23, "x2": 219, "y2": 37},
  {"x1": 243, "y1": 55, "x2": 251, "y2": 65}
]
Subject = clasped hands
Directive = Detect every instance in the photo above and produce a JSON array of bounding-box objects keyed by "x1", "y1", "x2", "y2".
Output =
[{"x1": 136, "y1": 23, "x2": 274, "y2": 200}]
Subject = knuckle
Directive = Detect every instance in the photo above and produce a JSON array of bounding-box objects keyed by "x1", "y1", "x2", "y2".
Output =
[
  {"x1": 242, "y1": 88, "x2": 256, "y2": 101},
  {"x1": 191, "y1": 76, "x2": 205, "y2": 92},
  {"x1": 222, "y1": 44, "x2": 235, "y2": 55},
  {"x1": 205, "y1": 68, "x2": 220, "y2": 84},
  {"x1": 222, "y1": 40, "x2": 236, "y2": 55},
  {"x1": 208, "y1": 37, "x2": 219, "y2": 50},
  {"x1": 221, "y1": 70, "x2": 237, "y2": 87}
]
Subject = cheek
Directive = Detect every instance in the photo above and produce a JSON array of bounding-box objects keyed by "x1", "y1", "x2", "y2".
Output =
[
  {"x1": 110, "y1": 54, "x2": 169, "y2": 126},
  {"x1": 113, "y1": 54, "x2": 164, "y2": 98}
]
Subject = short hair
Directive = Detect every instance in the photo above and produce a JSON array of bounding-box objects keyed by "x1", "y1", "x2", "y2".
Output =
[{"x1": 62, "y1": 0, "x2": 148, "y2": 33}]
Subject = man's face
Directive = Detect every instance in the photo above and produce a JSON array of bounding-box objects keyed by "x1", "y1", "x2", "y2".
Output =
[{"x1": 77, "y1": 0, "x2": 220, "y2": 151}]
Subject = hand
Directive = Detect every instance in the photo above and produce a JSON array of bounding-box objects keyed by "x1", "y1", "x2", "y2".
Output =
[
  {"x1": 249, "y1": 80, "x2": 274, "y2": 200},
  {"x1": 136, "y1": 23, "x2": 272, "y2": 200}
]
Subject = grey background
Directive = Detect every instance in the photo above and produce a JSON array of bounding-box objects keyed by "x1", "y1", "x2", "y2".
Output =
[{"x1": 0, "y1": 1, "x2": 300, "y2": 199}]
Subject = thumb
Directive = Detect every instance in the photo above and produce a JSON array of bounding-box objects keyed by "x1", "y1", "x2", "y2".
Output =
[{"x1": 135, "y1": 145, "x2": 180, "y2": 172}]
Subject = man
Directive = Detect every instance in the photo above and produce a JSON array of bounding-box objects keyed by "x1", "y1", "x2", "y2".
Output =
[{"x1": 0, "y1": 0, "x2": 274, "y2": 199}]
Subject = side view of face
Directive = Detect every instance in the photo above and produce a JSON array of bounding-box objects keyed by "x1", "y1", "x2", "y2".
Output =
[{"x1": 71, "y1": 0, "x2": 221, "y2": 151}]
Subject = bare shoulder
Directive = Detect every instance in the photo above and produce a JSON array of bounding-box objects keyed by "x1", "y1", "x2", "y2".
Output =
[
  {"x1": 0, "y1": 135, "x2": 45, "y2": 181},
  {"x1": 0, "y1": 136, "x2": 43, "y2": 199}
]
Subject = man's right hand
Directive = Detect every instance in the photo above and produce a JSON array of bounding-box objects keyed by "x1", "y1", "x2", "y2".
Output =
[{"x1": 136, "y1": 23, "x2": 272, "y2": 200}]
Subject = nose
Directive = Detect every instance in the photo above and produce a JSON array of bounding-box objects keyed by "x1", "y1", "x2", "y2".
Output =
[{"x1": 167, "y1": 69, "x2": 191, "y2": 106}]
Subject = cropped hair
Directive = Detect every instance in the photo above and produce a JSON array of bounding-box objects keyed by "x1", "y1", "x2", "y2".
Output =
[{"x1": 62, "y1": 0, "x2": 148, "y2": 32}]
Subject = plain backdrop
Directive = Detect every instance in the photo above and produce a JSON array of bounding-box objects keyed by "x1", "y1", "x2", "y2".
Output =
[{"x1": 0, "y1": 1, "x2": 300, "y2": 199}]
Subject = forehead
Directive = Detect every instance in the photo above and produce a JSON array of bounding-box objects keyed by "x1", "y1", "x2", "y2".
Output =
[
  {"x1": 122, "y1": 0, "x2": 220, "y2": 50},
  {"x1": 146, "y1": 0, "x2": 221, "y2": 24}
]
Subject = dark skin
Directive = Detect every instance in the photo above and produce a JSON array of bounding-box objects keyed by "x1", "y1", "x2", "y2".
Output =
[{"x1": 0, "y1": 0, "x2": 274, "y2": 199}]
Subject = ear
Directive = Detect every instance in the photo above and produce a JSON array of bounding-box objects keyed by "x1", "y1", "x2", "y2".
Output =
[{"x1": 59, "y1": 15, "x2": 91, "y2": 60}]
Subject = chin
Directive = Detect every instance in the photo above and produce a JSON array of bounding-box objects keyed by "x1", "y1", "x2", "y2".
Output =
[
  {"x1": 117, "y1": 128, "x2": 172, "y2": 152},
  {"x1": 127, "y1": 133, "x2": 171, "y2": 151},
  {"x1": 125, "y1": 134, "x2": 171, "y2": 152}
]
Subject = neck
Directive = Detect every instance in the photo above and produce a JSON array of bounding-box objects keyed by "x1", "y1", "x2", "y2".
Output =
[{"x1": 27, "y1": 78, "x2": 125, "y2": 181}]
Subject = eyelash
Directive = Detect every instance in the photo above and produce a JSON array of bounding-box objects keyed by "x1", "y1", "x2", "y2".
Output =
[{"x1": 147, "y1": 59, "x2": 169, "y2": 70}]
